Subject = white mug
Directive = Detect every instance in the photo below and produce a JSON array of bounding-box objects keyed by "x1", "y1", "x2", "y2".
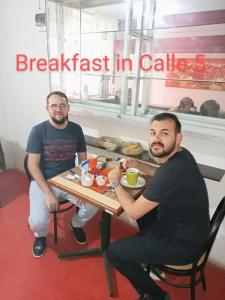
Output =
[
  {"x1": 96, "y1": 175, "x2": 106, "y2": 186},
  {"x1": 81, "y1": 173, "x2": 94, "y2": 187}
]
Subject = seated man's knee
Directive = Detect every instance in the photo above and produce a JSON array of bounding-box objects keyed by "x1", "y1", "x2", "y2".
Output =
[
  {"x1": 87, "y1": 203, "x2": 98, "y2": 213},
  {"x1": 29, "y1": 216, "x2": 49, "y2": 231},
  {"x1": 81, "y1": 203, "x2": 98, "y2": 217},
  {"x1": 105, "y1": 243, "x2": 121, "y2": 266}
]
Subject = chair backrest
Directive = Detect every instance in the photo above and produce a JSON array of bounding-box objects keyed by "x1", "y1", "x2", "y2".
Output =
[
  {"x1": 0, "y1": 142, "x2": 6, "y2": 170},
  {"x1": 24, "y1": 154, "x2": 32, "y2": 181},
  {"x1": 193, "y1": 197, "x2": 225, "y2": 269},
  {"x1": 210, "y1": 197, "x2": 225, "y2": 226}
]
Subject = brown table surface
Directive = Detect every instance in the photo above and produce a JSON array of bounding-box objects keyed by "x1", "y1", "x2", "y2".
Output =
[{"x1": 48, "y1": 167, "x2": 148, "y2": 217}]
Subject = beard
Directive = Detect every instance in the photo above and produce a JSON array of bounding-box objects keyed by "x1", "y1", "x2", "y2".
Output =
[
  {"x1": 50, "y1": 114, "x2": 68, "y2": 125},
  {"x1": 149, "y1": 140, "x2": 176, "y2": 158}
]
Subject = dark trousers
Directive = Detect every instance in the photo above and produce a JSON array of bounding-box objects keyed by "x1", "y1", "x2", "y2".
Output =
[{"x1": 105, "y1": 208, "x2": 190, "y2": 299}]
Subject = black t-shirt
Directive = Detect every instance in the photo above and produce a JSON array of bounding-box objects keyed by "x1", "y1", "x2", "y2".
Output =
[
  {"x1": 143, "y1": 148, "x2": 210, "y2": 249},
  {"x1": 26, "y1": 120, "x2": 86, "y2": 179}
]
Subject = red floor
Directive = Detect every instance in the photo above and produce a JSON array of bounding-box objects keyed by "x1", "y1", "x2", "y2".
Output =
[{"x1": 0, "y1": 170, "x2": 225, "y2": 300}]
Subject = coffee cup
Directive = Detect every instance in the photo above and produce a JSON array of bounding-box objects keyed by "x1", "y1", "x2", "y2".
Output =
[
  {"x1": 81, "y1": 173, "x2": 94, "y2": 187},
  {"x1": 125, "y1": 168, "x2": 139, "y2": 186},
  {"x1": 87, "y1": 154, "x2": 97, "y2": 171},
  {"x1": 96, "y1": 175, "x2": 106, "y2": 186}
]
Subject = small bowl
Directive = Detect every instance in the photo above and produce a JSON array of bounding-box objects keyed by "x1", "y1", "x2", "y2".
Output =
[
  {"x1": 81, "y1": 173, "x2": 94, "y2": 187},
  {"x1": 96, "y1": 175, "x2": 106, "y2": 186}
]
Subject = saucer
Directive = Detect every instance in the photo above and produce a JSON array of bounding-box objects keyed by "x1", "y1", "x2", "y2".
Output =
[
  {"x1": 65, "y1": 174, "x2": 80, "y2": 180},
  {"x1": 120, "y1": 175, "x2": 146, "y2": 189}
]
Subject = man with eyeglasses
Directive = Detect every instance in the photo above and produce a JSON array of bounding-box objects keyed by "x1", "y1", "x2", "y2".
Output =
[{"x1": 26, "y1": 91, "x2": 98, "y2": 258}]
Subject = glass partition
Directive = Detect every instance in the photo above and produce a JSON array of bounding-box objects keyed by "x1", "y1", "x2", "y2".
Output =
[{"x1": 47, "y1": 0, "x2": 225, "y2": 125}]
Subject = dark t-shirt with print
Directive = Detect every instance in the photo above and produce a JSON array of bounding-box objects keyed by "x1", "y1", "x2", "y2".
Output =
[
  {"x1": 26, "y1": 120, "x2": 86, "y2": 179},
  {"x1": 143, "y1": 148, "x2": 210, "y2": 250}
]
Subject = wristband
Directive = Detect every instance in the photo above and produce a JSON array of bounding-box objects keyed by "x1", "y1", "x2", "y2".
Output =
[{"x1": 111, "y1": 181, "x2": 120, "y2": 189}]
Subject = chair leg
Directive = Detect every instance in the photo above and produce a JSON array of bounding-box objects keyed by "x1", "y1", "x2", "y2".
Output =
[
  {"x1": 53, "y1": 212, "x2": 58, "y2": 243},
  {"x1": 200, "y1": 270, "x2": 207, "y2": 291},
  {"x1": 146, "y1": 264, "x2": 151, "y2": 274},
  {"x1": 190, "y1": 275, "x2": 196, "y2": 300}
]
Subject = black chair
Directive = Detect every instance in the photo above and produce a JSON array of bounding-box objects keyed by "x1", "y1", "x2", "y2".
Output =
[
  {"x1": 0, "y1": 142, "x2": 6, "y2": 171},
  {"x1": 24, "y1": 154, "x2": 74, "y2": 243},
  {"x1": 148, "y1": 196, "x2": 225, "y2": 300}
]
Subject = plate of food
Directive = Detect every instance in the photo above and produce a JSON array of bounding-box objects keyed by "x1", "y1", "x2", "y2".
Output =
[
  {"x1": 121, "y1": 141, "x2": 143, "y2": 156},
  {"x1": 120, "y1": 175, "x2": 146, "y2": 189},
  {"x1": 96, "y1": 136, "x2": 122, "y2": 151}
]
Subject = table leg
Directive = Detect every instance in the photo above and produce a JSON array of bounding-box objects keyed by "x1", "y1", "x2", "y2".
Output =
[
  {"x1": 58, "y1": 247, "x2": 102, "y2": 258},
  {"x1": 101, "y1": 210, "x2": 111, "y2": 251},
  {"x1": 104, "y1": 251, "x2": 115, "y2": 297},
  {"x1": 101, "y1": 211, "x2": 115, "y2": 296},
  {"x1": 58, "y1": 210, "x2": 115, "y2": 296}
]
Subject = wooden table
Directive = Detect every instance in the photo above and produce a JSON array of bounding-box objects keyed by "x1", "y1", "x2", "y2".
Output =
[{"x1": 48, "y1": 167, "x2": 146, "y2": 297}]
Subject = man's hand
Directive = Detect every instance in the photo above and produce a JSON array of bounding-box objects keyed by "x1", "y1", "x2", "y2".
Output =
[
  {"x1": 122, "y1": 157, "x2": 138, "y2": 169},
  {"x1": 108, "y1": 165, "x2": 122, "y2": 185},
  {"x1": 122, "y1": 157, "x2": 157, "y2": 176},
  {"x1": 44, "y1": 191, "x2": 59, "y2": 212}
]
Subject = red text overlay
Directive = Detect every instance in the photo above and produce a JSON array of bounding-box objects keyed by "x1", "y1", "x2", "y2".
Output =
[{"x1": 16, "y1": 53, "x2": 206, "y2": 72}]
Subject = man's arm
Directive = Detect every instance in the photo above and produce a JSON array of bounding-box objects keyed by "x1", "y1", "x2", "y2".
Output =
[
  {"x1": 77, "y1": 151, "x2": 87, "y2": 164},
  {"x1": 27, "y1": 153, "x2": 59, "y2": 211},
  {"x1": 114, "y1": 186, "x2": 158, "y2": 220},
  {"x1": 108, "y1": 165, "x2": 158, "y2": 220}
]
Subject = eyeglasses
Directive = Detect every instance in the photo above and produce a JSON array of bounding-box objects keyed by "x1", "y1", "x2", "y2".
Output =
[{"x1": 49, "y1": 103, "x2": 68, "y2": 110}]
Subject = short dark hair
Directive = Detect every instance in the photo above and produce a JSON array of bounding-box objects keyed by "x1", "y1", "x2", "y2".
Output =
[
  {"x1": 200, "y1": 100, "x2": 220, "y2": 117},
  {"x1": 46, "y1": 91, "x2": 68, "y2": 104},
  {"x1": 179, "y1": 97, "x2": 194, "y2": 108},
  {"x1": 151, "y1": 113, "x2": 182, "y2": 133}
]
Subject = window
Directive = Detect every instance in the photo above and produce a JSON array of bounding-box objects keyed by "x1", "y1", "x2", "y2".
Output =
[{"x1": 47, "y1": 0, "x2": 225, "y2": 135}]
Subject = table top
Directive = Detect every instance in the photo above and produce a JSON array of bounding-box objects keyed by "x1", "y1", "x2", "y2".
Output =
[{"x1": 48, "y1": 167, "x2": 147, "y2": 217}]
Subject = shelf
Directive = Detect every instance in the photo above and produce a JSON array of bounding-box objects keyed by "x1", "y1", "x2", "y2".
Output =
[{"x1": 85, "y1": 135, "x2": 225, "y2": 182}]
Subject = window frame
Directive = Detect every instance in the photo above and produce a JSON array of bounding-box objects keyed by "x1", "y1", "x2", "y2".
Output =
[{"x1": 46, "y1": 0, "x2": 225, "y2": 139}]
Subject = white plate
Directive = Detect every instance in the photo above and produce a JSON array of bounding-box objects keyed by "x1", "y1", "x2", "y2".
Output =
[
  {"x1": 120, "y1": 175, "x2": 146, "y2": 189},
  {"x1": 65, "y1": 174, "x2": 80, "y2": 180}
]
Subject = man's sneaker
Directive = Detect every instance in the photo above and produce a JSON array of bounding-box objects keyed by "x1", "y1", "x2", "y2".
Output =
[
  {"x1": 141, "y1": 264, "x2": 165, "y2": 281},
  {"x1": 136, "y1": 291, "x2": 171, "y2": 300},
  {"x1": 32, "y1": 237, "x2": 46, "y2": 258},
  {"x1": 70, "y1": 222, "x2": 87, "y2": 244},
  {"x1": 149, "y1": 267, "x2": 165, "y2": 281}
]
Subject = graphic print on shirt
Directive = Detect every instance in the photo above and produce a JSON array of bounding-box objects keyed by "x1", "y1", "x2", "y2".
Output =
[{"x1": 43, "y1": 138, "x2": 76, "y2": 161}]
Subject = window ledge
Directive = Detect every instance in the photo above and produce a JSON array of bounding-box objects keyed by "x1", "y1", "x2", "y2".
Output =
[
  {"x1": 85, "y1": 135, "x2": 225, "y2": 182},
  {"x1": 69, "y1": 103, "x2": 225, "y2": 140}
]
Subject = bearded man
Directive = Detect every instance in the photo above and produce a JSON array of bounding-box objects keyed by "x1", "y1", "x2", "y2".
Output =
[
  {"x1": 106, "y1": 113, "x2": 210, "y2": 300},
  {"x1": 26, "y1": 91, "x2": 98, "y2": 258}
]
